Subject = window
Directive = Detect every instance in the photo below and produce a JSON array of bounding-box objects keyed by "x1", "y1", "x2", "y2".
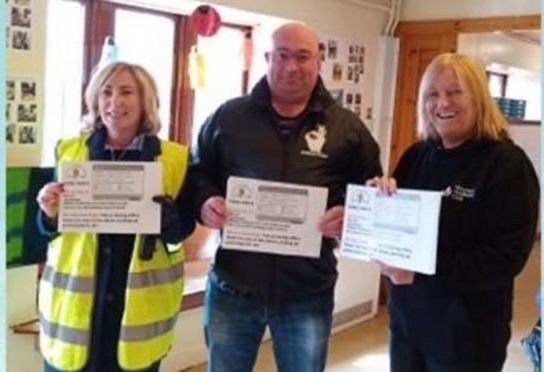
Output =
[
  {"x1": 487, "y1": 71, "x2": 507, "y2": 98},
  {"x1": 191, "y1": 26, "x2": 249, "y2": 146},
  {"x1": 43, "y1": 0, "x2": 252, "y2": 160},
  {"x1": 42, "y1": 0, "x2": 86, "y2": 166},
  {"x1": 114, "y1": 9, "x2": 175, "y2": 139}
]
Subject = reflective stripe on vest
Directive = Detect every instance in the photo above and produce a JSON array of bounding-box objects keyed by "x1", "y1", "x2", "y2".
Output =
[
  {"x1": 126, "y1": 264, "x2": 184, "y2": 289},
  {"x1": 120, "y1": 314, "x2": 178, "y2": 342},
  {"x1": 40, "y1": 136, "x2": 188, "y2": 371},
  {"x1": 40, "y1": 313, "x2": 89, "y2": 345},
  {"x1": 41, "y1": 265, "x2": 94, "y2": 293}
]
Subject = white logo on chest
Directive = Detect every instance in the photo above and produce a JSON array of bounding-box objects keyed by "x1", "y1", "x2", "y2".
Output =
[{"x1": 301, "y1": 124, "x2": 328, "y2": 159}]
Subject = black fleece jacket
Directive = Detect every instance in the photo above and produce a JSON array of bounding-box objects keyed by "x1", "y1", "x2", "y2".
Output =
[
  {"x1": 389, "y1": 138, "x2": 539, "y2": 363},
  {"x1": 190, "y1": 77, "x2": 382, "y2": 304}
]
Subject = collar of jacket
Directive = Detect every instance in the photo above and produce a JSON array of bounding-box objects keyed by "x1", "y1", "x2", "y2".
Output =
[
  {"x1": 426, "y1": 137, "x2": 511, "y2": 155},
  {"x1": 250, "y1": 76, "x2": 335, "y2": 121},
  {"x1": 85, "y1": 125, "x2": 162, "y2": 161}
]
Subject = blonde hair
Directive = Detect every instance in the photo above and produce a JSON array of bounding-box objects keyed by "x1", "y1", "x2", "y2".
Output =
[
  {"x1": 417, "y1": 53, "x2": 510, "y2": 142},
  {"x1": 82, "y1": 62, "x2": 161, "y2": 134}
]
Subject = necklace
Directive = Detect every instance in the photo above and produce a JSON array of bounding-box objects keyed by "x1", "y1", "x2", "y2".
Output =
[{"x1": 109, "y1": 148, "x2": 129, "y2": 161}]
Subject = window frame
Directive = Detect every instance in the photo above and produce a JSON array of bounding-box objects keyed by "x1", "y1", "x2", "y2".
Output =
[
  {"x1": 73, "y1": 0, "x2": 252, "y2": 145},
  {"x1": 486, "y1": 70, "x2": 508, "y2": 98}
]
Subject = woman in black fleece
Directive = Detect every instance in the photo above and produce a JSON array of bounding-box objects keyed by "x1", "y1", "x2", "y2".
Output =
[{"x1": 369, "y1": 53, "x2": 539, "y2": 372}]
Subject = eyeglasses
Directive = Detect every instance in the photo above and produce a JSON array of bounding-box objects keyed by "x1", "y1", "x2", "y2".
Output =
[{"x1": 268, "y1": 50, "x2": 316, "y2": 65}]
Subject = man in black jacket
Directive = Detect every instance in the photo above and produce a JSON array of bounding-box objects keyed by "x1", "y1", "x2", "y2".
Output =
[{"x1": 190, "y1": 22, "x2": 382, "y2": 372}]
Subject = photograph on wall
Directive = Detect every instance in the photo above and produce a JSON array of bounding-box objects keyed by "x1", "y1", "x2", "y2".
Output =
[
  {"x1": 7, "y1": 76, "x2": 39, "y2": 145},
  {"x1": 347, "y1": 65, "x2": 353, "y2": 82},
  {"x1": 12, "y1": 28, "x2": 30, "y2": 50},
  {"x1": 11, "y1": 6, "x2": 31, "y2": 28},
  {"x1": 318, "y1": 42, "x2": 326, "y2": 62},
  {"x1": 7, "y1": 0, "x2": 33, "y2": 51},
  {"x1": 17, "y1": 103, "x2": 37, "y2": 122},
  {"x1": 327, "y1": 39, "x2": 337, "y2": 60},
  {"x1": 345, "y1": 92, "x2": 353, "y2": 107},
  {"x1": 20, "y1": 79, "x2": 36, "y2": 101},
  {"x1": 6, "y1": 80, "x2": 15, "y2": 100},
  {"x1": 19, "y1": 124, "x2": 36, "y2": 144},
  {"x1": 6, "y1": 124, "x2": 17, "y2": 144},
  {"x1": 319, "y1": 33, "x2": 366, "y2": 119},
  {"x1": 332, "y1": 63, "x2": 342, "y2": 81},
  {"x1": 355, "y1": 93, "x2": 362, "y2": 105}
]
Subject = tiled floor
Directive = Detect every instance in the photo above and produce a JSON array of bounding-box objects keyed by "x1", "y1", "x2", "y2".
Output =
[{"x1": 186, "y1": 241, "x2": 540, "y2": 371}]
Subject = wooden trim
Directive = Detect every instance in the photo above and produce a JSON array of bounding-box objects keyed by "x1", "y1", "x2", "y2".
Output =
[
  {"x1": 171, "y1": 16, "x2": 196, "y2": 144},
  {"x1": 395, "y1": 14, "x2": 540, "y2": 36},
  {"x1": 180, "y1": 291, "x2": 205, "y2": 311},
  {"x1": 10, "y1": 319, "x2": 39, "y2": 335},
  {"x1": 241, "y1": 28, "x2": 252, "y2": 95},
  {"x1": 84, "y1": 0, "x2": 115, "y2": 86}
]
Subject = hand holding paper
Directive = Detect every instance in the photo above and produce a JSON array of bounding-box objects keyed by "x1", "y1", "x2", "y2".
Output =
[
  {"x1": 318, "y1": 205, "x2": 344, "y2": 238},
  {"x1": 201, "y1": 196, "x2": 227, "y2": 229},
  {"x1": 374, "y1": 260, "x2": 415, "y2": 285},
  {"x1": 340, "y1": 184, "x2": 442, "y2": 275},
  {"x1": 222, "y1": 176, "x2": 328, "y2": 257}
]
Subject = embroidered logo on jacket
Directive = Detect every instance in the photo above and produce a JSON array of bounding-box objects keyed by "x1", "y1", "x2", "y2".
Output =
[
  {"x1": 301, "y1": 124, "x2": 328, "y2": 159},
  {"x1": 443, "y1": 185, "x2": 476, "y2": 201}
]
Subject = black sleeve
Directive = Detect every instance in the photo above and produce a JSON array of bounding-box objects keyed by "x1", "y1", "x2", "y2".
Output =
[
  {"x1": 392, "y1": 142, "x2": 420, "y2": 181},
  {"x1": 438, "y1": 146, "x2": 539, "y2": 292},
  {"x1": 36, "y1": 209, "x2": 59, "y2": 238},
  {"x1": 357, "y1": 122, "x2": 383, "y2": 182},
  {"x1": 159, "y1": 173, "x2": 196, "y2": 244},
  {"x1": 188, "y1": 107, "x2": 225, "y2": 223}
]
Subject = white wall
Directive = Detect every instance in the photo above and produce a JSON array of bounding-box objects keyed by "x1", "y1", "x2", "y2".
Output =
[
  {"x1": 510, "y1": 125, "x2": 541, "y2": 179},
  {"x1": 400, "y1": 0, "x2": 540, "y2": 20}
]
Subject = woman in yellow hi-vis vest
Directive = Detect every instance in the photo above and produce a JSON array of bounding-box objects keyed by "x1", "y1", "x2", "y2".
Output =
[{"x1": 36, "y1": 62, "x2": 195, "y2": 371}]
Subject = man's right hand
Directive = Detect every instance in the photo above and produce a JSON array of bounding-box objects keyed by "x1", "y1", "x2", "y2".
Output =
[
  {"x1": 37, "y1": 182, "x2": 64, "y2": 219},
  {"x1": 201, "y1": 196, "x2": 227, "y2": 229}
]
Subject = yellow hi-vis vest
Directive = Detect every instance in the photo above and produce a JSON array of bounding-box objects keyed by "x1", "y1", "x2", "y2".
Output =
[{"x1": 39, "y1": 136, "x2": 188, "y2": 371}]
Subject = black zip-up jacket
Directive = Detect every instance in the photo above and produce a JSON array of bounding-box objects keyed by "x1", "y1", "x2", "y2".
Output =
[
  {"x1": 389, "y1": 138, "x2": 539, "y2": 364},
  {"x1": 190, "y1": 77, "x2": 382, "y2": 304}
]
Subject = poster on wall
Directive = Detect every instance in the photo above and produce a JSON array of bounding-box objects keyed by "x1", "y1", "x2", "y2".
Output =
[
  {"x1": 318, "y1": 33, "x2": 367, "y2": 122},
  {"x1": 6, "y1": 0, "x2": 32, "y2": 52},
  {"x1": 5, "y1": 77, "x2": 38, "y2": 145},
  {"x1": 6, "y1": 0, "x2": 44, "y2": 167}
]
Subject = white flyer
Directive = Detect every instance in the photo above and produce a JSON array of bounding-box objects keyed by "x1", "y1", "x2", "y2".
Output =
[
  {"x1": 340, "y1": 185, "x2": 442, "y2": 274},
  {"x1": 58, "y1": 161, "x2": 161, "y2": 234},
  {"x1": 222, "y1": 176, "x2": 328, "y2": 257}
]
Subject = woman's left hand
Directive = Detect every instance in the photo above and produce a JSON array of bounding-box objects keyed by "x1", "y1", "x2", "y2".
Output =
[
  {"x1": 374, "y1": 260, "x2": 415, "y2": 285},
  {"x1": 365, "y1": 176, "x2": 397, "y2": 195},
  {"x1": 318, "y1": 205, "x2": 344, "y2": 239},
  {"x1": 152, "y1": 195, "x2": 180, "y2": 231}
]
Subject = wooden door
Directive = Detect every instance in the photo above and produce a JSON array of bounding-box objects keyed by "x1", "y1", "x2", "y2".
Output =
[
  {"x1": 389, "y1": 32, "x2": 456, "y2": 172},
  {"x1": 388, "y1": 15, "x2": 540, "y2": 174}
]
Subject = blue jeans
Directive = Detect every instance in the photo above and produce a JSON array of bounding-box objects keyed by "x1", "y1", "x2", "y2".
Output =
[{"x1": 203, "y1": 272, "x2": 334, "y2": 372}]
